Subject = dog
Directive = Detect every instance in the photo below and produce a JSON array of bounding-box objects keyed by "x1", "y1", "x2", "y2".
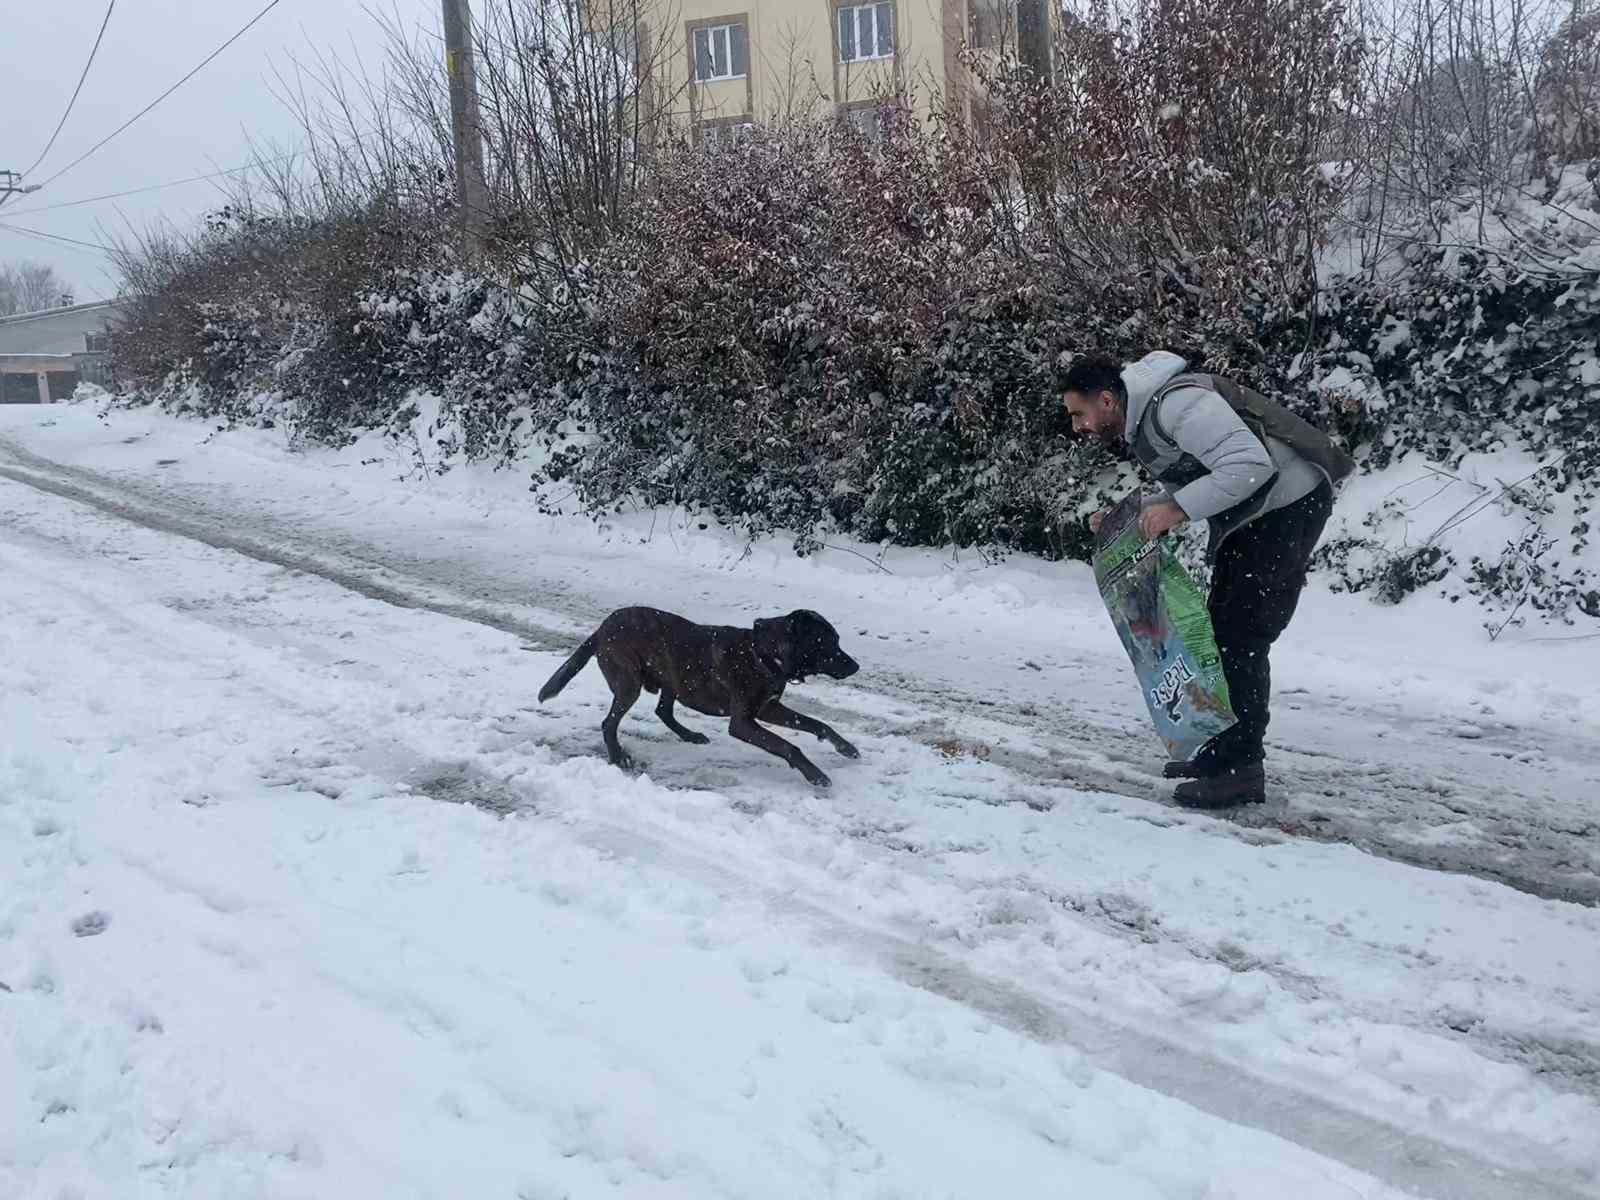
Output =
[{"x1": 538, "y1": 606, "x2": 861, "y2": 787}]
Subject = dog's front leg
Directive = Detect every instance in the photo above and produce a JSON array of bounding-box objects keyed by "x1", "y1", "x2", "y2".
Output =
[
  {"x1": 728, "y1": 712, "x2": 831, "y2": 788},
  {"x1": 757, "y1": 700, "x2": 859, "y2": 760}
]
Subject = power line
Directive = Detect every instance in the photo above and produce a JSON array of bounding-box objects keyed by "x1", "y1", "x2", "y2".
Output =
[
  {"x1": 0, "y1": 152, "x2": 304, "y2": 220},
  {"x1": 0, "y1": 220, "x2": 119, "y2": 256},
  {"x1": 1, "y1": 119, "x2": 418, "y2": 221},
  {"x1": 32, "y1": 0, "x2": 290, "y2": 194},
  {"x1": 21, "y1": 0, "x2": 118, "y2": 180}
]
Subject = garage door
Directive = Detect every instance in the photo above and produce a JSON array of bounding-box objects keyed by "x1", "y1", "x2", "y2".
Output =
[{"x1": 1, "y1": 373, "x2": 40, "y2": 404}]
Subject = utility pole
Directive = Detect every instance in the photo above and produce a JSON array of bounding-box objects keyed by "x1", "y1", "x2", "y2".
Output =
[
  {"x1": 0, "y1": 169, "x2": 43, "y2": 203},
  {"x1": 442, "y1": 0, "x2": 489, "y2": 258}
]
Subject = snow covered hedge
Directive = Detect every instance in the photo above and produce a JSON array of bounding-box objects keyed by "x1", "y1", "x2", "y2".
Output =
[
  {"x1": 104, "y1": 0, "x2": 1600, "y2": 625},
  {"x1": 106, "y1": 145, "x2": 1600, "y2": 626},
  {"x1": 1284, "y1": 249, "x2": 1600, "y2": 626}
]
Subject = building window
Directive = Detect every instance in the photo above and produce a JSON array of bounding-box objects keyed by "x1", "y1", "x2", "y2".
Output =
[
  {"x1": 838, "y1": 2, "x2": 894, "y2": 63},
  {"x1": 699, "y1": 120, "x2": 755, "y2": 150},
  {"x1": 839, "y1": 102, "x2": 892, "y2": 143},
  {"x1": 84, "y1": 331, "x2": 110, "y2": 354},
  {"x1": 693, "y1": 22, "x2": 748, "y2": 81}
]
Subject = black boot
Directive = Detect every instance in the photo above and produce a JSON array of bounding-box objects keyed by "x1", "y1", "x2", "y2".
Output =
[
  {"x1": 1164, "y1": 758, "x2": 1221, "y2": 780},
  {"x1": 1164, "y1": 736, "x2": 1240, "y2": 779},
  {"x1": 1172, "y1": 763, "x2": 1266, "y2": 808}
]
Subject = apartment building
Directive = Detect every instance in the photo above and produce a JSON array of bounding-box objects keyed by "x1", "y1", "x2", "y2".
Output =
[{"x1": 594, "y1": 0, "x2": 1054, "y2": 145}]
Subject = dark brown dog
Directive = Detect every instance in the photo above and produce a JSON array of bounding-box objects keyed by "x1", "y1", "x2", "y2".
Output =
[{"x1": 538, "y1": 606, "x2": 861, "y2": 787}]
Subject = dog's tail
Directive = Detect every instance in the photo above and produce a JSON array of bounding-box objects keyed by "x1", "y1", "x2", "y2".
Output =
[{"x1": 538, "y1": 633, "x2": 598, "y2": 703}]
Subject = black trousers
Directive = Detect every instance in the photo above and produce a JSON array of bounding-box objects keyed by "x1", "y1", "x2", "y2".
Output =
[{"x1": 1197, "y1": 481, "x2": 1333, "y2": 769}]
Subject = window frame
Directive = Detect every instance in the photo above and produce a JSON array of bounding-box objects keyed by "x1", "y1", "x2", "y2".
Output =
[
  {"x1": 837, "y1": 1, "x2": 896, "y2": 64},
  {"x1": 692, "y1": 21, "x2": 749, "y2": 82},
  {"x1": 698, "y1": 118, "x2": 756, "y2": 149},
  {"x1": 836, "y1": 99, "x2": 894, "y2": 144}
]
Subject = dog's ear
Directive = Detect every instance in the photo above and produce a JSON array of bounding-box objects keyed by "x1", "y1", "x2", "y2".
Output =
[
  {"x1": 790, "y1": 610, "x2": 839, "y2": 650},
  {"x1": 788, "y1": 610, "x2": 830, "y2": 640},
  {"x1": 785, "y1": 611, "x2": 821, "y2": 674},
  {"x1": 808, "y1": 610, "x2": 840, "y2": 643}
]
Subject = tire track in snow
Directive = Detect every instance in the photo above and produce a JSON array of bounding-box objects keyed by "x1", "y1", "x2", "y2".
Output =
[
  {"x1": 6, "y1": 440, "x2": 1598, "y2": 906},
  {"x1": 12, "y1": 475, "x2": 1593, "y2": 1120},
  {"x1": 552, "y1": 800, "x2": 1600, "y2": 1200},
  {"x1": 516, "y1": 713, "x2": 1600, "y2": 1108},
  {"x1": 3, "y1": 466, "x2": 1596, "y2": 1200},
  {"x1": 0, "y1": 451, "x2": 586, "y2": 653}
]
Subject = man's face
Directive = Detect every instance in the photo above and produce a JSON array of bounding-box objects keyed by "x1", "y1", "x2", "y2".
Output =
[{"x1": 1063, "y1": 388, "x2": 1124, "y2": 441}]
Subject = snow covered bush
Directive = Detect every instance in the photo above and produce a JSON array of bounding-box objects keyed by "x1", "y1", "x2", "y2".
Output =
[
  {"x1": 102, "y1": 0, "x2": 1599, "y2": 623},
  {"x1": 1536, "y1": 4, "x2": 1600, "y2": 180},
  {"x1": 961, "y1": 0, "x2": 1361, "y2": 295},
  {"x1": 1282, "y1": 242, "x2": 1600, "y2": 623},
  {"x1": 111, "y1": 198, "x2": 457, "y2": 444},
  {"x1": 1302, "y1": 249, "x2": 1600, "y2": 499},
  {"x1": 523, "y1": 113, "x2": 1337, "y2": 556},
  {"x1": 533, "y1": 120, "x2": 1076, "y2": 553}
]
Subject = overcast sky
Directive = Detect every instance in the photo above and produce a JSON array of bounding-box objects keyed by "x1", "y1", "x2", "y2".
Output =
[{"x1": 1, "y1": 0, "x2": 437, "y2": 301}]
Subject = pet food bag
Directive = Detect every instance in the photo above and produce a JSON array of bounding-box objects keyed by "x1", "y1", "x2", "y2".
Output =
[{"x1": 1092, "y1": 492, "x2": 1236, "y2": 761}]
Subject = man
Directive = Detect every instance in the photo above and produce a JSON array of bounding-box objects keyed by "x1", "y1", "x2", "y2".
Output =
[{"x1": 1061, "y1": 350, "x2": 1348, "y2": 808}]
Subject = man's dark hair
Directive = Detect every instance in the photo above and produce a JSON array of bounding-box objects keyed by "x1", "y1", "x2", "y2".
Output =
[{"x1": 1058, "y1": 354, "x2": 1126, "y2": 401}]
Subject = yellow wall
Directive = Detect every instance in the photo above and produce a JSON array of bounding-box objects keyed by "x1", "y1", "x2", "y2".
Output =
[
  {"x1": 624, "y1": 0, "x2": 970, "y2": 133},
  {"x1": 585, "y1": 0, "x2": 1055, "y2": 139}
]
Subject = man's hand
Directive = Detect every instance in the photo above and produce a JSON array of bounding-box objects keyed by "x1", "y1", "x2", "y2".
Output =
[
  {"x1": 1138, "y1": 498, "x2": 1188, "y2": 540},
  {"x1": 1088, "y1": 507, "x2": 1110, "y2": 534}
]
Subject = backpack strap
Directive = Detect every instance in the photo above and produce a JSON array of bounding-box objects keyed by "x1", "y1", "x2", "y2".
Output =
[{"x1": 1146, "y1": 372, "x2": 1215, "y2": 446}]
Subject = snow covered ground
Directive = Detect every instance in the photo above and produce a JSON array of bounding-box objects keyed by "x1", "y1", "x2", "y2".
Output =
[{"x1": 2, "y1": 404, "x2": 1597, "y2": 1199}]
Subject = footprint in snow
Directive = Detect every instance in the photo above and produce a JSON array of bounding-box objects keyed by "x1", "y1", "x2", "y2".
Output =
[{"x1": 72, "y1": 911, "x2": 112, "y2": 938}]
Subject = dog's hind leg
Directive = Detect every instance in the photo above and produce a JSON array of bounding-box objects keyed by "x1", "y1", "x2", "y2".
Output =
[
  {"x1": 656, "y1": 690, "x2": 710, "y2": 745},
  {"x1": 758, "y1": 700, "x2": 860, "y2": 760},
  {"x1": 598, "y1": 669, "x2": 643, "y2": 770},
  {"x1": 728, "y1": 713, "x2": 831, "y2": 788}
]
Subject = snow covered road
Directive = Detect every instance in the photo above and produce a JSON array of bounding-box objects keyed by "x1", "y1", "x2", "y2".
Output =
[
  {"x1": 2, "y1": 406, "x2": 1598, "y2": 1199},
  {"x1": 3, "y1": 415, "x2": 1597, "y2": 908}
]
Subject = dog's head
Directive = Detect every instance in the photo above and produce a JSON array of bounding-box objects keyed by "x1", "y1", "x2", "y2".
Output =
[{"x1": 754, "y1": 610, "x2": 859, "y2": 683}]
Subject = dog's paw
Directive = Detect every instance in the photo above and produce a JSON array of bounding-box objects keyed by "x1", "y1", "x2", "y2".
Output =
[
  {"x1": 681, "y1": 732, "x2": 711, "y2": 746},
  {"x1": 610, "y1": 753, "x2": 636, "y2": 771},
  {"x1": 800, "y1": 766, "x2": 833, "y2": 789},
  {"x1": 833, "y1": 739, "x2": 861, "y2": 760}
]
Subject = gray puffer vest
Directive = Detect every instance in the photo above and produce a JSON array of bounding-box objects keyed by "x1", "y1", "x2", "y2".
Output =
[{"x1": 1131, "y1": 372, "x2": 1355, "y2": 557}]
